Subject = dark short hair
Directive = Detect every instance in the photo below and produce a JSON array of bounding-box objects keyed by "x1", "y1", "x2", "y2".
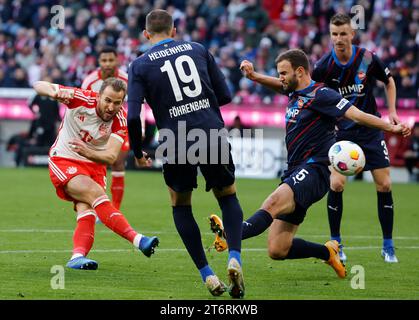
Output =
[
  {"x1": 146, "y1": 9, "x2": 173, "y2": 35},
  {"x1": 99, "y1": 46, "x2": 117, "y2": 57},
  {"x1": 330, "y1": 13, "x2": 352, "y2": 26},
  {"x1": 275, "y1": 49, "x2": 310, "y2": 71},
  {"x1": 99, "y1": 77, "x2": 127, "y2": 96}
]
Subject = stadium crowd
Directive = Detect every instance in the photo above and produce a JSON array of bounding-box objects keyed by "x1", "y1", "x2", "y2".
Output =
[{"x1": 0, "y1": 0, "x2": 417, "y2": 105}]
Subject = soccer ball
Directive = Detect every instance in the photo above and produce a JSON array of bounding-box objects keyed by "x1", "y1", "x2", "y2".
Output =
[{"x1": 328, "y1": 140, "x2": 366, "y2": 176}]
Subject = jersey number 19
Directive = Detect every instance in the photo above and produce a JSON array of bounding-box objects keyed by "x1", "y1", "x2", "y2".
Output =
[{"x1": 160, "y1": 55, "x2": 202, "y2": 102}]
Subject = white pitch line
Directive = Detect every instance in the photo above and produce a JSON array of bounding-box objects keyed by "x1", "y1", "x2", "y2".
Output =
[
  {"x1": 0, "y1": 229, "x2": 418, "y2": 240},
  {"x1": 1, "y1": 246, "x2": 419, "y2": 254}
]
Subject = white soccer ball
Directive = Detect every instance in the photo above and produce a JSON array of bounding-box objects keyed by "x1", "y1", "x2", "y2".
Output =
[{"x1": 328, "y1": 140, "x2": 366, "y2": 176}]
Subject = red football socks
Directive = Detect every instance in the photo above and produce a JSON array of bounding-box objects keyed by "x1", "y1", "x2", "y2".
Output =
[{"x1": 92, "y1": 195, "x2": 137, "y2": 243}]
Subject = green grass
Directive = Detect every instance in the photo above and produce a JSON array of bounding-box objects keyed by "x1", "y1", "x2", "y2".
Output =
[{"x1": 0, "y1": 167, "x2": 418, "y2": 300}]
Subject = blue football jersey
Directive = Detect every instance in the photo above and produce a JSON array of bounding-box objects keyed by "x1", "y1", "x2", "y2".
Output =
[
  {"x1": 312, "y1": 45, "x2": 391, "y2": 137},
  {"x1": 285, "y1": 81, "x2": 351, "y2": 170},
  {"x1": 127, "y1": 39, "x2": 231, "y2": 158}
]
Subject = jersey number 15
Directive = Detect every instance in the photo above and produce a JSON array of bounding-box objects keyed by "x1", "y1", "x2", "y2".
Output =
[{"x1": 160, "y1": 55, "x2": 202, "y2": 102}]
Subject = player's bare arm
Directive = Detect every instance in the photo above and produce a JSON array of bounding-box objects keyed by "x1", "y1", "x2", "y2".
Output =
[
  {"x1": 240, "y1": 60, "x2": 283, "y2": 92},
  {"x1": 385, "y1": 77, "x2": 400, "y2": 125},
  {"x1": 69, "y1": 136, "x2": 122, "y2": 165},
  {"x1": 33, "y1": 81, "x2": 73, "y2": 103},
  {"x1": 344, "y1": 105, "x2": 411, "y2": 137}
]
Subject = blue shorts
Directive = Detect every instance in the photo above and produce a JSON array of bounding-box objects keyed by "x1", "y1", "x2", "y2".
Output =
[
  {"x1": 276, "y1": 163, "x2": 331, "y2": 225},
  {"x1": 337, "y1": 130, "x2": 390, "y2": 171}
]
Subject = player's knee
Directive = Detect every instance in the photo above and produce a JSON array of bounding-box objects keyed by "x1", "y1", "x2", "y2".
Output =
[
  {"x1": 261, "y1": 199, "x2": 280, "y2": 219},
  {"x1": 330, "y1": 179, "x2": 345, "y2": 192},
  {"x1": 376, "y1": 180, "x2": 392, "y2": 192},
  {"x1": 268, "y1": 246, "x2": 289, "y2": 260},
  {"x1": 262, "y1": 194, "x2": 292, "y2": 218}
]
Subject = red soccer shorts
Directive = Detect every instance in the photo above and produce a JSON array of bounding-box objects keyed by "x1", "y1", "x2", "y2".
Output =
[{"x1": 48, "y1": 156, "x2": 107, "y2": 201}]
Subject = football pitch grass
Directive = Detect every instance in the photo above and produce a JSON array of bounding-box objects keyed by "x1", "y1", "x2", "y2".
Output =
[{"x1": 0, "y1": 167, "x2": 418, "y2": 300}]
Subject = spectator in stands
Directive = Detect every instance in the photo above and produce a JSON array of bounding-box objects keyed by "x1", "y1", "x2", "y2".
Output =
[
  {"x1": 0, "y1": 0, "x2": 416, "y2": 110},
  {"x1": 404, "y1": 122, "x2": 419, "y2": 182},
  {"x1": 395, "y1": 49, "x2": 418, "y2": 99}
]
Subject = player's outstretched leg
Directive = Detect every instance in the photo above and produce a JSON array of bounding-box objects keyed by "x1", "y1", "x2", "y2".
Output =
[
  {"x1": 173, "y1": 205, "x2": 226, "y2": 296},
  {"x1": 65, "y1": 176, "x2": 159, "y2": 259},
  {"x1": 268, "y1": 219, "x2": 347, "y2": 279},
  {"x1": 92, "y1": 195, "x2": 159, "y2": 258}
]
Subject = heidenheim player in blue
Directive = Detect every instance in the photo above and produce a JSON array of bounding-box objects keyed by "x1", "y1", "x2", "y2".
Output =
[
  {"x1": 210, "y1": 49, "x2": 410, "y2": 280},
  {"x1": 127, "y1": 9, "x2": 244, "y2": 298},
  {"x1": 312, "y1": 13, "x2": 402, "y2": 263}
]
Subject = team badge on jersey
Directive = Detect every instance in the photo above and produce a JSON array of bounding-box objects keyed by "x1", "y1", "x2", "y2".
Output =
[
  {"x1": 66, "y1": 166, "x2": 78, "y2": 174},
  {"x1": 99, "y1": 123, "x2": 110, "y2": 136},
  {"x1": 358, "y1": 71, "x2": 366, "y2": 80},
  {"x1": 298, "y1": 98, "x2": 305, "y2": 108}
]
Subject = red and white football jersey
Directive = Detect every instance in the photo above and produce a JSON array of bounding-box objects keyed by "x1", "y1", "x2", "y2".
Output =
[
  {"x1": 82, "y1": 67, "x2": 145, "y2": 139},
  {"x1": 81, "y1": 68, "x2": 128, "y2": 91},
  {"x1": 49, "y1": 85, "x2": 127, "y2": 162}
]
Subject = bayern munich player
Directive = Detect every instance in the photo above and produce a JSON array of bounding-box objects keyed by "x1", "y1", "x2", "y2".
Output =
[
  {"x1": 33, "y1": 78, "x2": 158, "y2": 270},
  {"x1": 82, "y1": 46, "x2": 143, "y2": 210}
]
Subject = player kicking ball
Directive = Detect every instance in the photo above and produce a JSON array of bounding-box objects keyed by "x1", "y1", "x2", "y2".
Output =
[
  {"x1": 209, "y1": 49, "x2": 410, "y2": 279},
  {"x1": 33, "y1": 78, "x2": 159, "y2": 270}
]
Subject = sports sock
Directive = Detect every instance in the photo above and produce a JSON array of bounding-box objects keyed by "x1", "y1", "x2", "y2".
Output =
[
  {"x1": 383, "y1": 238, "x2": 394, "y2": 249},
  {"x1": 111, "y1": 172, "x2": 125, "y2": 210},
  {"x1": 92, "y1": 195, "x2": 138, "y2": 243},
  {"x1": 228, "y1": 250, "x2": 242, "y2": 266},
  {"x1": 172, "y1": 205, "x2": 208, "y2": 270},
  {"x1": 327, "y1": 190, "x2": 343, "y2": 239},
  {"x1": 133, "y1": 234, "x2": 143, "y2": 249},
  {"x1": 70, "y1": 253, "x2": 84, "y2": 260},
  {"x1": 285, "y1": 238, "x2": 330, "y2": 260},
  {"x1": 199, "y1": 265, "x2": 215, "y2": 282},
  {"x1": 217, "y1": 193, "x2": 243, "y2": 252},
  {"x1": 241, "y1": 209, "x2": 273, "y2": 240},
  {"x1": 72, "y1": 210, "x2": 96, "y2": 257},
  {"x1": 377, "y1": 191, "x2": 394, "y2": 241}
]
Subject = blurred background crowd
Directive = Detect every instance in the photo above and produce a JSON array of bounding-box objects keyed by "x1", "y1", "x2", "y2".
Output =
[{"x1": 0, "y1": 0, "x2": 417, "y2": 104}]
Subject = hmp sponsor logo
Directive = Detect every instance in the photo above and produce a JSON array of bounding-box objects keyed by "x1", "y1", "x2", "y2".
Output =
[
  {"x1": 286, "y1": 108, "x2": 300, "y2": 119},
  {"x1": 338, "y1": 84, "x2": 364, "y2": 96}
]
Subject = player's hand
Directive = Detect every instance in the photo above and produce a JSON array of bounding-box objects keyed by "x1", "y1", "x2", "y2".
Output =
[
  {"x1": 55, "y1": 88, "x2": 74, "y2": 104},
  {"x1": 391, "y1": 123, "x2": 411, "y2": 137},
  {"x1": 135, "y1": 151, "x2": 152, "y2": 168},
  {"x1": 388, "y1": 111, "x2": 401, "y2": 125},
  {"x1": 68, "y1": 138, "x2": 90, "y2": 157},
  {"x1": 240, "y1": 60, "x2": 255, "y2": 80}
]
